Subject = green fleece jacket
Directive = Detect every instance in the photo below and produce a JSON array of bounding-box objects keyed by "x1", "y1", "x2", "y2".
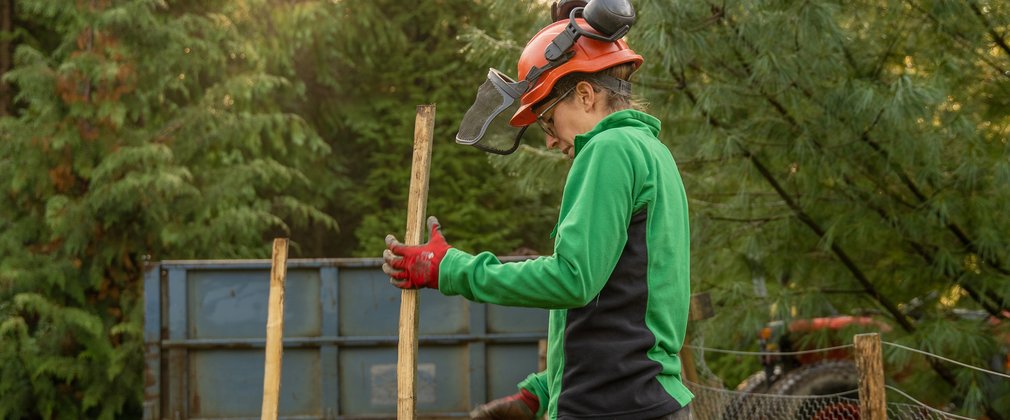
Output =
[{"x1": 439, "y1": 110, "x2": 693, "y2": 419}]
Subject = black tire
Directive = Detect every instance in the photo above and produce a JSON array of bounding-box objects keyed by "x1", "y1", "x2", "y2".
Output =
[
  {"x1": 765, "y1": 360, "x2": 860, "y2": 420},
  {"x1": 721, "y1": 370, "x2": 776, "y2": 420},
  {"x1": 738, "y1": 370, "x2": 776, "y2": 394}
]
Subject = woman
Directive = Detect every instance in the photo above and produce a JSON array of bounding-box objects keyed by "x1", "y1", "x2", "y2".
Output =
[{"x1": 384, "y1": 16, "x2": 693, "y2": 420}]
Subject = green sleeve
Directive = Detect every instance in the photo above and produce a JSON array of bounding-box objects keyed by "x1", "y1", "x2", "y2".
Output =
[
  {"x1": 518, "y1": 371, "x2": 549, "y2": 418},
  {"x1": 438, "y1": 135, "x2": 640, "y2": 309}
]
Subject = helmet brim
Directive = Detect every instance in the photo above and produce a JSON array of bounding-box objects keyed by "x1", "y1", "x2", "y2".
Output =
[{"x1": 509, "y1": 53, "x2": 642, "y2": 127}]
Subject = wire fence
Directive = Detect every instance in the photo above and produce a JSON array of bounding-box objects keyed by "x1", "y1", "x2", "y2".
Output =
[
  {"x1": 682, "y1": 337, "x2": 1007, "y2": 420},
  {"x1": 685, "y1": 381, "x2": 970, "y2": 420},
  {"x1": 881, "y1": 341, "x2": 1010, "y2": 380},
  {"x1": 686, "y1": 380, "x2": 862, "y2": 420}
]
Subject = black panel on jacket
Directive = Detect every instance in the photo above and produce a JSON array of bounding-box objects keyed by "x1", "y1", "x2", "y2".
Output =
[{"x1": 558, "y1": 209, "x2": 682, "y2": 419}]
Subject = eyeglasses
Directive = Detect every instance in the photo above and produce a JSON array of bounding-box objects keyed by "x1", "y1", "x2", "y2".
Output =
[{"x1": 535, "y1": 87, "x2": 575, "y2": 138}]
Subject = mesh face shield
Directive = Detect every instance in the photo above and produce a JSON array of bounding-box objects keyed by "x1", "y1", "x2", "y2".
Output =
[
  {"x1": 455, "y1": 69, "x2": 530, "y2": 155},
  {"x1": 455, "y1": 1, "x2": 638, "y2": 155}
]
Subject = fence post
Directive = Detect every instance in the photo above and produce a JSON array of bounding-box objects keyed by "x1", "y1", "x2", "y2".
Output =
[
  {"x1": 261, "y1": 238, "x2": 288, "y2": 420},
  {"x1": 538, "y1": 339, "x2": 548, "y2": 372},
  {"x1": 681, "y1": 293, "x2": 715, "y2": 385},
  {"x1": 854, "y1": 333, "x2": 887, "y2": 420},
  {"x1": 397, "y1": 105, "x2": 435, "y2": 419}
]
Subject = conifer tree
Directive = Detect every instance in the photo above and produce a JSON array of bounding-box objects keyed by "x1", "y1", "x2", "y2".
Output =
[
  {"x1": 0, "y1": 1, "x2": 333, "y2": 417},
  {"x1": 285, "y1": 0, "x2": 561, "y2": 257},
  {"x1": 1, "y1": 0, "x2": 12, "y2": 115},
  {"x1": 469, "y1": 0, "x2": 1009, "y2": 417},
  {"x1": 630, "y1": 0, "x2": 1010, "y2": 417}
]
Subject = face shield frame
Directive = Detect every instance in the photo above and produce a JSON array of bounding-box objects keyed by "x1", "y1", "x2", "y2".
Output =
[
  {"x1": 454, "y1": 2, "x2": 635, "y2": 155},
  {"x1": 454, "y1": 69, "x2": 530, "y2": 155}
]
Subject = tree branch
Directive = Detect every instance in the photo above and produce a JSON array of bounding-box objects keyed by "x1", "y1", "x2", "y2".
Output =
[
  {"x1": 784, "y1": 18, "x2": 1010, "y2": 309},
  {"x1": 695, "y1": 7, "x2": 1007, "y2": 417},
  {"x1": 835, "y1": 174, "x2": 1003, "y2": 317},
  {"x1": 707, "y1": 215, "x2": 786, "y2": 224},
  {"x1": 738, "y1": 142, "x2": 917, "y2": 332},
  {"x1": 968, "y1": 0, "x2": 1010, "y2": 59},
  {"x1": 903, "y1": 0, "x2": 1009, "y2": 77},
  {"x1": 676, "y1": 60, "x2": 918, "y2": 332}
]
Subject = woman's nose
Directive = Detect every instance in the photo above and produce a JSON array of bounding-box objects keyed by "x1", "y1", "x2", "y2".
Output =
[{"x1": 545, "y1": 135, "x2": 560, "y2": 150}]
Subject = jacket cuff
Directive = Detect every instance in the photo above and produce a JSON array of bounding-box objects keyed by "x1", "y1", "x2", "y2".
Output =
[{"x1": 437, "y1": 247, "x2": 468, "y2": 296}]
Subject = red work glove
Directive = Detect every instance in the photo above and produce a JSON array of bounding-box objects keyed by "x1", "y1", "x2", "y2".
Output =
[
  {"x1": 469, "y1": 389, "x2": 539, "y2": 419},
  {"x1": 382, "y1": 216, "x2": 451, "y2": 289}
]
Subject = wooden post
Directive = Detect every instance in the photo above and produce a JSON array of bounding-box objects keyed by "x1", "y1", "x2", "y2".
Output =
[
  {"x1": 680, "y1": 293, "x2": 714, "y2": 385},
  {"x1": 261, "y1": 238, "x2": 288, "y2": 420},
  {"x1": 538, "y1": 339, "x2": 548, "y2": 372},
  {"x1": 397, "y1": 105, "x2": 435, "y2": 419},
  {"x1": 680, "y1": 333, "x2": 700, "y2": 385},
  {"x1": 854, "y1": 333, "x2": 887, "y2": 420}
]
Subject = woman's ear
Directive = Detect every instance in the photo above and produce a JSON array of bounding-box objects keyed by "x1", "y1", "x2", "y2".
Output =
[{"x1": 574, "y1": 81, "x2": 597, "y2": 111}]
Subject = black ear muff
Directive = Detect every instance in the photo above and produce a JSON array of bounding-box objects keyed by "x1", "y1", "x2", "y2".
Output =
[
  {"x1": 552, "y1": 0, "x2": 589, "y2": 23},
  {"x1": 583, "y1": 0, "x2": 636, "y2": 38}
]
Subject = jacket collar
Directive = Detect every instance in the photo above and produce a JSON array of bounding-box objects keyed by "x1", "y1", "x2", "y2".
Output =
[{"x1": 572, "y1": 110, "x2": 661, "y2": 158}]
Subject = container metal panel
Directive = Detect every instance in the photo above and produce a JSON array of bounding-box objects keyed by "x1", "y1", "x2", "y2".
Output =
[
  {"x1": 336, "y1": 266, "x2": 397, "y2": 337},
  {"x1": 338, "y1": 346, "x2": 468, "y2": 415},
  {"x1": 487, "y1": 305, "x2": 549, "y2": 334},
  {"x1": 485, "y1": 344, "x2": 541, "y2": 400},
  {"x1": 145, "y1": 258, "x2": 546, "y2": 419},
  {"x1": 188, "y1": 269, "x2": 321, "y2": 339},
  {"x1": 337, "y1": 267, "x2": 467, "y2": 337},
  {"x1": 188, "y1": 349, "x2": 320, "y2": 418}
]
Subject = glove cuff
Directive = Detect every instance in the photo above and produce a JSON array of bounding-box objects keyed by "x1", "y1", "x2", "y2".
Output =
[{"x1": 517, "y1": 389, "x2": 540, "y2": 414}]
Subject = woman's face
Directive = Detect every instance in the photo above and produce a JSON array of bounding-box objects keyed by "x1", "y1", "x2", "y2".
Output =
[
  {"x1": 535, "y1": 87, "x2": 576, "y2": 158},
  {"x1": 534, "y1": 81, "x2": 611, "y2": 159}
]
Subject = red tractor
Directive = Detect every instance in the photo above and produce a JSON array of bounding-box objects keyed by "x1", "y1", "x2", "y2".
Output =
[
  {"x1": 721, "y1": 313, "x2": 1010, "y2": 419},
  {"x1": 721, "y1": 316, "x2": 888, "y2": 419}
]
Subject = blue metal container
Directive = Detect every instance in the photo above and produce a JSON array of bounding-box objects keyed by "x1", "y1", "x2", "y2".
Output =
[{"x1": 144, "y1": 258, "x2": 547, "y2": 419}]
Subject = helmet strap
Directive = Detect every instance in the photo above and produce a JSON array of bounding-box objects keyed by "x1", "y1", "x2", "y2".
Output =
[
  {"x1": 584, "y1": 73, "x2": 632, "y2": 97},
  {"x1": 524, "y1": 50, "x2": 575, "y2": 90}
]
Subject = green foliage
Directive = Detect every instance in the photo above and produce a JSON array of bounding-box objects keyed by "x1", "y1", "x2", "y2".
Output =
[
  {"x1": 0, "y1": 0, "x2": 333, "y2": 417},
  {"x1": 285, "y1": 0, "x2": 559, "y2": 257},
  {"x1": 4, "y1": 0, "x2": 1007, "y2": 417},
  {"x1": 0, "y1": 1, "x2": 563, "y2": 416},
  {"x1": 467, "y1": 0, "x2": 1010, "y2": 416},
  {"x1": 629, "y1": 0, "x2": 1010, "y2": 416}
]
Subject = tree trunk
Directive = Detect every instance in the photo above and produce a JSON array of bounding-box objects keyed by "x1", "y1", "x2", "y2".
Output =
[{"x1": 0, "y1": 0, "x2": 12, "y2": 116}]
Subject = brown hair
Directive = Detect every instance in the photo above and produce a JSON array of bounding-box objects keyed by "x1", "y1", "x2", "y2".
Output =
[{"x1": 549, "y1": 62, "x2": 645, "y2": 112}]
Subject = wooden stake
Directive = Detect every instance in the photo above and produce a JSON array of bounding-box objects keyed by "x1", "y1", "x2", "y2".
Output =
[
  {"x1": 680, "y1": 293, "x2": 714, "y2": 385},
  {"x1": 854, "y1": 333, "x2": 887, "y2": 420},
  {"x1": 538, "y1": 339, "x2": 548, "y2": 372},
  {"x1": 680, "y1": 332, "x2": 700, "y2": 385},
  {"x1": 398, "y1": 105, "x2": 436, "y2": 419},
  {"x1": 261, "y1": 238, "x2": 288, "y2": 420}
]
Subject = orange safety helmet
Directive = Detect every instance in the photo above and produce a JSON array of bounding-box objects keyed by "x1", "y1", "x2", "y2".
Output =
[{"x1": 510, "y1": 18, "x2": 643, "y2": 127}]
